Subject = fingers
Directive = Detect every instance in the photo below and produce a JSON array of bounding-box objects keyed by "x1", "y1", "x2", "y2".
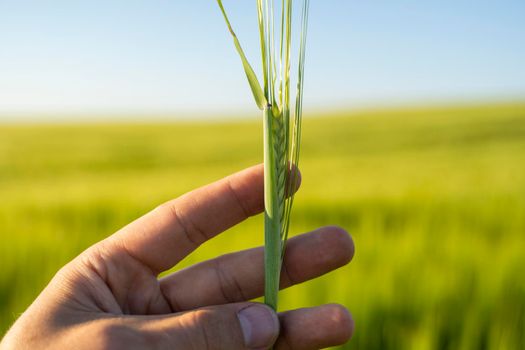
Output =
[
  {"x1": 160, "y1": 226, "x2": 354, "y2": 311},
  {"x1": 276, "y1": 304, "x2": 354, "y2": 350},
  {"x1": 93, "y1": 303, "x2": 352, "y2": 350},
  {"x1": 106, "y1": 164, "x2": 281, "y2": 273},
  {"x1": 97, "y1": 303, "x2": 280, "y2": 350}
]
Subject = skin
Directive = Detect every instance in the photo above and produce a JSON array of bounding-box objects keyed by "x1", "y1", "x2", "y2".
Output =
[{"x1": 0, "y1": 165, "x2": 355, "y2": 350}]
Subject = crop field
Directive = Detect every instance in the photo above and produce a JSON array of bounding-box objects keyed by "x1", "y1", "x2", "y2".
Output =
[{"x1": 1, "y1": 103, "x2": 524, "y2": 349}]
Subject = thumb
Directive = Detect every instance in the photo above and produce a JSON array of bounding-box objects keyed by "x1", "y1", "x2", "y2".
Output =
[{"x1": 126, "y1": 303, "x2": 280, "y2": 350}]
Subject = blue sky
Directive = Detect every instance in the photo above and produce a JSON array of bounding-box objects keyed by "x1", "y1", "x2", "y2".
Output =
[{"x1": 0, "y1": 1, "x2": 524, "y2": 118}]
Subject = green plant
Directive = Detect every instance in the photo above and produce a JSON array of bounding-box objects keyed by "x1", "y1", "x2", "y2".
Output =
[{"x1": 215, "y1": 0, "x2": 310, "y2": 311}]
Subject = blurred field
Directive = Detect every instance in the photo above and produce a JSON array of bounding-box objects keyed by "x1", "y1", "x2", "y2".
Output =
[{"x1": 1, "y1": 103, "x2": 524, "y2": 349}]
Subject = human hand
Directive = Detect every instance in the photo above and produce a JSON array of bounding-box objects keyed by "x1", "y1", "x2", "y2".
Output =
[{"x1": 1, "y1": 165, "x2": 354, "y2": 350}]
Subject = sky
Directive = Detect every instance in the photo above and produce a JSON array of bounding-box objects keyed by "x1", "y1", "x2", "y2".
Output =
[{"x1": 0, "y1": 0, "x2": 524, "y2": 119}]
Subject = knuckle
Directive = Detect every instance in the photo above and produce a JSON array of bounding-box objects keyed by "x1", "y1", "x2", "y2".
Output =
[
  {"x1": 178, "y1": 308, "x2": 239, "y2": 350},
  {"x1": 177, "y1": 310, "x2": 215, "y2": 350},
  {"x1": 96, "y1": 322, "x2": 147, "y2": 350},
  {"x1": 213, "y1": 259, "x2": 246, "y2": 303}
]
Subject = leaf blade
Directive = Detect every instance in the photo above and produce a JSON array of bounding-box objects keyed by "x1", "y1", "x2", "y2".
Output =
[{"x1": 216, "y1": 0, "x2": 267, "y2": 110}]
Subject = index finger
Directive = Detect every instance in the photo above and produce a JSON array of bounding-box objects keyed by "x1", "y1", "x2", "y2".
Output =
[{"x1": 106, "y1": 164, "x2": 298, "y2": 274}]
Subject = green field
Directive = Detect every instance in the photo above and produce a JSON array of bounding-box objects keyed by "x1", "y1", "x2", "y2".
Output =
[{"x1": 1, "y1": 103, "x2": 524, "y2": 349}]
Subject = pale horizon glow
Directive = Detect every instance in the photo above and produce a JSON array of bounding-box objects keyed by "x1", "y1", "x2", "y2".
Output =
[{"x1": 0, "y1": 1, "x2": 524, "y2": 120}]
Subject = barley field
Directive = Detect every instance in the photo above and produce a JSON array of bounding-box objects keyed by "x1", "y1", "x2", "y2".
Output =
[{"x1": 1, "y1": 103, "x2": 524, "y2": 349}]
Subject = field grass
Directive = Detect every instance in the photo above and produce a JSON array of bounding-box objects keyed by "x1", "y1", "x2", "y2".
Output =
[{"x1": 1, "y1": 102, "x2": 524, "y2": 349}]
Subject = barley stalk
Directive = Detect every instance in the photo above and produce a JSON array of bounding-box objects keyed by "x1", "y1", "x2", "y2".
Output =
[
  {"x1": 263, "y1": 105, "x2": 287, "y2": 309},
  {"x1": 216, "y1": 0, "x2": 310, "y2": 312}
]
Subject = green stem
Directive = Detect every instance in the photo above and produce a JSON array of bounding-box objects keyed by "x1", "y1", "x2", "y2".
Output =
[{"x1": 263, "y1": 106, "x2": 282, "y2": 311}]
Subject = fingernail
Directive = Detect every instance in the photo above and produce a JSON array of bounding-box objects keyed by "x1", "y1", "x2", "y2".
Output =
[{"x1": 238, "y1": 304, "x2": 279, "y2": 349}]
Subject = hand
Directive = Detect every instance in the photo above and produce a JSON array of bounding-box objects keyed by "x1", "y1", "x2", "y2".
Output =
[{"x1": 1, "y1": 165, "x2": 354, "y2": 350}]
